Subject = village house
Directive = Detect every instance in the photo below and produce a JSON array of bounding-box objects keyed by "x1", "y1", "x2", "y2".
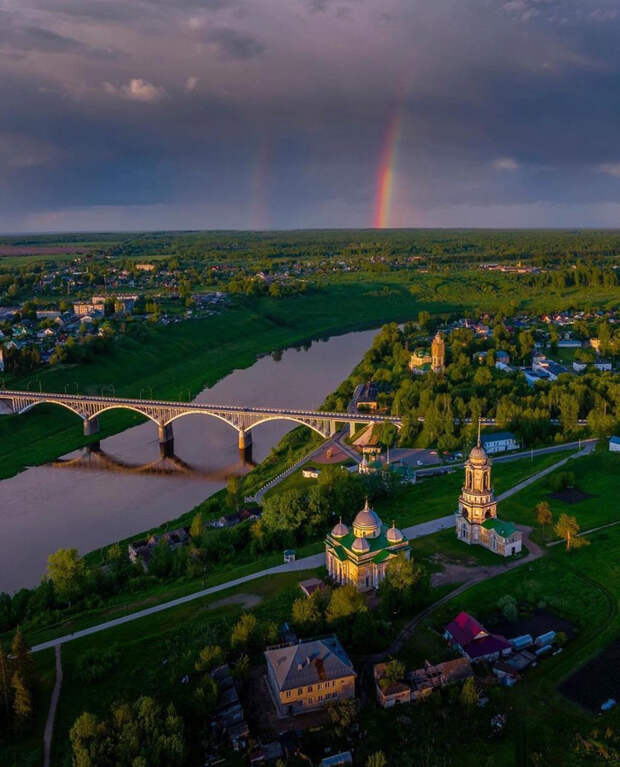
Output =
[
  {"x1": 127, "y1": 527, "x2": 190, "y2": 569},
  {"x1": 355, "y1": 381, "x2": 379, "y2": 410},
  {"x1": 444, "y1": 612, "x2": 511, "y2": 664},
  {"x1": 264, "y1": 635, "x2": 356, "y2": 716},
  {"x1": 480, "y1": 431, "x2": 519, "y2": 454},
  {"x1": 374, "y1": 657, "x2": 472, "y2": 707}
]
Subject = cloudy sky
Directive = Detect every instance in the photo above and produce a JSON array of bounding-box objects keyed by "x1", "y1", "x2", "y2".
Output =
[{"x1": 1, "y1": 0, "x2": 620, "y2": 231}]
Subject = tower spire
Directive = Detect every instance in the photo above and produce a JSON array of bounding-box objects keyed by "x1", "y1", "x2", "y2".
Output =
[{"x1": 477, "y1": 417, "x2": 481, "y2": 448}]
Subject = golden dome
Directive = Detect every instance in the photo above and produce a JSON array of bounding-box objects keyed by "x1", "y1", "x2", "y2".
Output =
[
  {"x1": 352, "y1": 536, "x2": 371, "y2": 553},
  {"x1": 352, "y1": 499, "x2": 382, "y2": 539},
  {"x1": 331, "y1": 518, "x2": 349, "y2": 539},
  {"x1": 386, "y1": 522, "x2": 404, "y2": 544},
  {"x1": 468, "y1": 444, "x2": 488, "y2": 466}
]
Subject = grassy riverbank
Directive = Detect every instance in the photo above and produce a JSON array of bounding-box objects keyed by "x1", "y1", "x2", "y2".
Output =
[{"x1": 0, "y1": 283, "x2": 450, "y2": 480}]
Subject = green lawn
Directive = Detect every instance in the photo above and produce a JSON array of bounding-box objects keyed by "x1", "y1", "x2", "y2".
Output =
[
  {"x1": 410, "y1": 527, "x2": 527, "y2": 570},
  {"x1": 500, "y1": 450, "x2": 620, "y2": 535}
]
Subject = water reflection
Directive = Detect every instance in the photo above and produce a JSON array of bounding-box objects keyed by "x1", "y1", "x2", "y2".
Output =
[{"x1": 51, "y1": 443, "x2": 255, "y2": 480}]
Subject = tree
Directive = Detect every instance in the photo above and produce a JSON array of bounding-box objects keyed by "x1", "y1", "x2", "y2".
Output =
[
  {"x1": 233, "y1": 653, "x2": 250, "y2": 680},
  {"x1": 327, "y1": 697, "x2": 357, "y2": 735},
  {"x1": 226, "y1": 476, "x2": 244, "y2": 513},
  {"x1": 0, "y1": 644, "x2": 11, "y2": 720},
  {"x1": 292, "y1": 595, "x2": 322, "y2": 633},
  {"x1": 535, "y1": 501, "x2": 553, "y2": 540},
  {"x1": 230, "y1": 613, "x2": 259, "y2": 651},
  {"x1": 554, "y1": 514, "x2": 589, "y2": 551},
  {"x1": 379, "y1": 659, "x2": 405, "y2": 690},
  {"x1": 326, "y1": 585, "x2": 367, "y2": 625},
  {"x1": 11, "y1": 627, "x2": 34, "y2": 687},
  {"x1": 11, "y1": 671, "x2": 32, "y2": 725},
  {"x1": 366, "y1": 752, "x2": 388, "y2": 767},
  {"x1": 380, "y1": 554, "x2": 424, "y2": 614},
  {"x1": 460, "y1": 676, "x2": 477, "y2": 710},
  {"x1": 193, "y1": 674, "x2": 218, "y2": 715},
  {"x1": 189, "y1": 512, "x2": 203, "y2": 542},
  {"x1": 46, "y1": 548, "x2": 85, "y2": 603},
  {"x1": 497, "y1": 594, "x2": 518, "y2": 622},
  {"x1": 195, "y1": 645, "x2": 225, "y2": 672}
]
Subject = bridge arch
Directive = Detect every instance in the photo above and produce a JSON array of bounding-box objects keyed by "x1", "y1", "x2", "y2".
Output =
[
  {"x1": 162, "y1": 409, "x2": 330, "y2": 438},
  {"x1": 17, "y1": 398, "x2": 87, "y2": 421},
  {"x1": 242, "y1": 414, "x2": 330, "y2": 438},
  {"x1": 89, "y1": 404, "x2": 160, "y2": 424}
]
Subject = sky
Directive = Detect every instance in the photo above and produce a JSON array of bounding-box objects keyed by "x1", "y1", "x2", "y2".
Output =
[{"x1": 1, "y1": 0, "x2": 620, "y2": 232}]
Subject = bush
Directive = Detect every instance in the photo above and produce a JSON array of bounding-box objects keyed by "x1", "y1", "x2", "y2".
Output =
[{"x1": 75, "y1": 645, "x2": 120, "y2": 683}]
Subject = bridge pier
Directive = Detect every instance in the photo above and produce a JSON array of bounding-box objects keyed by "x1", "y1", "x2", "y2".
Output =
[
  {"x1": 329, "y1": 420, "x2": 337, "y2": 437},
  {"x1": 349, "y1": 422, "x2": 358, "y2": 437},
  {"x1": 238, "y1": 429, "x2": 252, "y2": 451},
  {"x1": 83, "y1": 416, "x2": 100, "y2": 437},
  {"x1": 158, "y1": 423, "x2": 174, "y2": 456}
]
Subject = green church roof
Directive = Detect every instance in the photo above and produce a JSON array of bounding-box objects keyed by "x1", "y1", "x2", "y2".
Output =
[{"x1": 482, "y1": 518, "x2": 517, "y2": 538}]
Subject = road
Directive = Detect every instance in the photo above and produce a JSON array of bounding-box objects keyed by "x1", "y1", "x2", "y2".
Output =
[
  {"x1": 43, "y1": 645, "x2": 62, "y2": 767},
  {"x1": 31, "y1": 444, "x2": 592, "y2": 655}
]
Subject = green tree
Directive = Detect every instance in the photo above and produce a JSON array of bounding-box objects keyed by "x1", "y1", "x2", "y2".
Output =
[
  {"x1": 226, "y1": 476, "x2": 244, "y2": 513},
  {"x1": 189, "y1": 512, "x2": 203, "y2": 542},
  {"x1": 497, "y1": 594, "x2": 518, "y2": 622},
  {"x1": 291, "y1": 595, "x2": 322, "y2": 633},
  {"x1": 554, "y1": 514, "x2": 589, "y2": 551},
  {"x1": 535, "y1": 501, "x2": 553, "y2": 540},
  {"x1": 366, "y1": 752, "x2": 388, "y2": 767},
  {"x1": 11, "y1": 627, "x2": 34, "y2": 687},
  {"x1": 0, "y1": 643, "x2": 11, "y2": 720},
  {"x1": 326, "y1": 585, "x2": 367, "y2": 625},
  {"x1": 379, "y1": 659, "x2": 405, "y2": 691},
  {"x1": 195, "y1": 645, "x2": 225, "y2": 672},
  {"x1": 11, "y1": 671, "x2": 32, "y2": 725},
  {"x1": 327, "y1": 697, "x2": 357, "y2": 735},
  {"x1": 230, "y1": 613, "x2": 259, "y2": 651},
  {"x1": 46, "y1": 548, "x2": 85, "y2": 603},
  {"x1": 460, "y1": 676, "x2": 477, "y2": 710}
]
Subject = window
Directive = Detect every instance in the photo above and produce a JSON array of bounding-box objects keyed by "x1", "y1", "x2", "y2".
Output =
[
  {"x1": 308, "y1": 697, "x2": 313, "y2": 704},
  {"x1": 298, "y1": 688, "x2": 302, "y2": 695},
  {"x1": 286, "y1": 691, "x2": 291, "y2": 698},
  {"x1": 318, "y1": 683, "x2": 322, "y2": 690},
  {"x1": 307, "y1": 686, "x2": 313, "y2": 692}
]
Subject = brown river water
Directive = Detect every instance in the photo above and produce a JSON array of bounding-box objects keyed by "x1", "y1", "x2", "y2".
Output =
[{"x1": 0, "y1": 328, "x2": 378, "y2": 592}]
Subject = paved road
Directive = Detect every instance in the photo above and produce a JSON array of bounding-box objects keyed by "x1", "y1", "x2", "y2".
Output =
[
  {"x1": 43, "y1": 645, "x2": 62, "y2": 767},
  {"x1": 31, "y1": 445, "x2": 586, "y2": 655}
]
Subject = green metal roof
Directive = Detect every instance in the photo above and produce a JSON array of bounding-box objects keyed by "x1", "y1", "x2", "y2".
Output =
[
  {"x1": 482, "y1": 518, "x2": 517, "y2": 538},
  {"x1": 332, "y1": 546, "x2": 348, "y2": 562},
  {"x1": 373, "y1": 549, "x2": 394, "y2": 563}
]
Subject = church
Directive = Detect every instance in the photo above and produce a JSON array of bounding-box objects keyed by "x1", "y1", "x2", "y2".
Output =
[
  {"x1": 455, "y1": 426, "x2": 523, "y2": 557},
  {"x1": 325, "y1": 500, "x2": 410, "y2": 591}
]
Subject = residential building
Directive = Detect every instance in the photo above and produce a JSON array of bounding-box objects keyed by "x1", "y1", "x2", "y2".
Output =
[
  {"x1": 264, "y1": 635, "x2": 356, "y2": 716},
  {"x1": 127, "y1": 527, "x2": 189, "y2": 569},
  {"x1": 495, "y1": 350, "x2": 510, "y2": 364},
  {"x1": 480, "y1": 431, "x2": 519, "y2": 454},
  {"x1": 532, "y1": 354, "x2": 569, "y2": 381},
  {"x1": 325, "y1": 499, "x2": 410, "y2": 591},
  {"x1": 374, "y1": 657, "x2": 472, "y2": 707},
  {"x1": 444, "y1": 612, "x2": 511, "y2": 663},
  {"x1": 356, "y1": 381, "x2": 379, "y2": 410},
  {"x1": 609, "y1": 436, "x2": 620, "y2": 453},
  {"x1": 455, "y1": 425, "x2": 522, "y2": 557}
]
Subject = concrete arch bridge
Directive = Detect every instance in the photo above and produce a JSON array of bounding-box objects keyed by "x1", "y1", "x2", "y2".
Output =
[{"x1": 0, "y1": 390, "x2": 403, "y2": 453}]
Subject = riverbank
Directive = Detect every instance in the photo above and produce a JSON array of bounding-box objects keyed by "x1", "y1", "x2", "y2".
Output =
[{"x1": 0, "y1": 283, "x2": 448, "y2": 481}]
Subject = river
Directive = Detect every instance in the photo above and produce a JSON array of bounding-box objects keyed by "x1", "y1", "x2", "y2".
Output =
[{"x1": 0, "y1": 327, "x2": 378, "y2": 592}]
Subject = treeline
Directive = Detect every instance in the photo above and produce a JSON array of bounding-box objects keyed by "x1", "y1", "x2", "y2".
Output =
[
  {"x1": 0, "y1": 628, "x2": 39, "y2": 737},
  {"x1": 325, "y1": 322, "x2": 620, "y2": 452}
]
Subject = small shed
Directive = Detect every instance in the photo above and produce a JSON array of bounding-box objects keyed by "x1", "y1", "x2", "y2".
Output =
[{"x1": 283, "y1": 549, "x2": 296, "y2": 563}]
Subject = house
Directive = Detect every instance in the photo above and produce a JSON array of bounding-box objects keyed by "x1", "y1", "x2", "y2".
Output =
[
  {"x1": 264, "y1": 635, "x2": 356, "y2": 716},
  {"x1": 589, "y1": 338, "x2": 601, "y2": 353},
  {"x1": 594, "y1": 360, "x2": 612, "y2": 371},
  {"x1": 302, "y1": 467, "x2": 320, "y2": 479},
  {"x1": 356, "y1": 381, "x2": 379, "y2": 410},
  {"x1": 609, "y1": 436, "x2": 620, "y2": 453},
  {"x1": 211, "y1": 664, "x2": 250, "y2": 751},
  {"x1": 480, "y1": 431, "x2": 520, "y2": 454},
  {"x1": 127, "y1": 527, "x2": 189, "y2": 569},
  {"x1": 374, "y1": 657, "x2": 472, "y2": 707},
  {"x1": 532, "y1": 354, "x2": 569, "y2": 381},
  {"x1": 495, "y1": 350, "x2": 510, "y2": 364},
  {"x1": 320, "y1": 753, "x2": 353, "y2": 767},
  {"x1": 557, "y1": 339, "x2": 581, "y2": 348},
  {"x1": 283, "y1": 549, "x2": 296, "y2": 563},
  {"x1": 299, "y1": 578, "x2": 325, "y2": 598},
  {"x1": 444, "y1": 611, "x2": 511, "y2": 663}
]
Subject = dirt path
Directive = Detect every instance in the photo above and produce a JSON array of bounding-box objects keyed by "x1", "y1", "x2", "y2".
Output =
[
  {"x1": 207, "y1": 593, "x2": 262, "y2": 610},
  {"x1": 43, "y1": 644, "x2": 62, "y2": 767}
]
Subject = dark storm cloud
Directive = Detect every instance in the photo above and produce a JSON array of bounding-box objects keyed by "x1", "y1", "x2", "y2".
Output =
[{"x1": 1, "y1": 0, "x2": 620, "y2": 230}]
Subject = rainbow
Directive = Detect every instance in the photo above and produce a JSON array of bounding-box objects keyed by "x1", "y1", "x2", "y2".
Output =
[{"x1": 373, "y1": 110, "x2": 402, "y2": 229}]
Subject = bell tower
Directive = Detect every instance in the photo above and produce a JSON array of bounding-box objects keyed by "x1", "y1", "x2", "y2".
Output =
[
  {"x1": 456, "y1": 421, "x2": 497, "y2": 544},
  {"x1": 431, "y1": 332, "x2": 445, "y2": 373}
]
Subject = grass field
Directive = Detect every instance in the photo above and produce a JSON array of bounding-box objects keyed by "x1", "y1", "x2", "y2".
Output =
[{"x1": 500, "y1": 450, "x2": 620, "y2": 536}]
